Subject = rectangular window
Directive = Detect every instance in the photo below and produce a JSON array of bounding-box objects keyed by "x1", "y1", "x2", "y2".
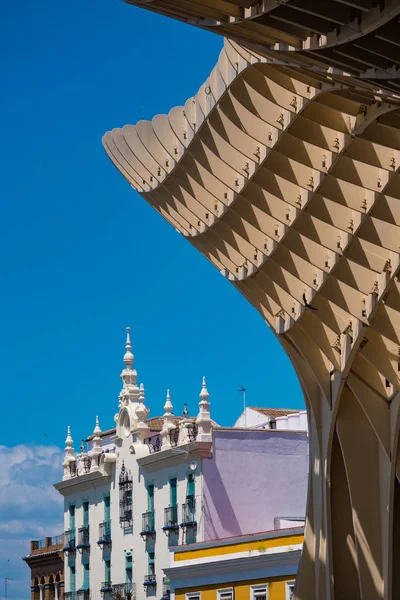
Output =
[
  {"x1": 69, "y1": 505, "x2": 75, "y2": 531},
  {"x1": 83, "y1": 563, "x2": 90, "y2": 590},
  {"x1": 218, "y1": 590, "x2": 233, "y2": 600},
  {"x1": 285, "y1": 582, "x2": 295, "y2": 600},
  {"x1": 187, "y1": 474, "x2": 195, "y2": 498},
  {"x1": 170, "y1": 478, "x2": 177, "y2": 506},
  {"x1": 251, "y1": 586, "x2": 267, "y2": 600},
  {"x1": 104, "y1": 495, "x2": 111, "y2": 522},
  {"x1": 148, "y1": 551, "x2": 155, "y2": 576},
  {"x1": 83, "y1": 502, "x2": 89, "y2": 528},
  {"x1": 186, "y1": 594, "x2": 200, "y2": 600},
  {"x1": 69, "y1": 566, "x2": 76, "y2": 593},
  {"x1": 147, "y1": 484, "x2": 154, "y2": 511},
  {"x1": 105, "y1": 559, "x2": 111, "y2": 583},
  {"x1": 125, "y1": 554, "x2": 132, "y2": 585}
]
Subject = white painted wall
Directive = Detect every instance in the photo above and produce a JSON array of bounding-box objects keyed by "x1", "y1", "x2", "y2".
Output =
[
  {"x1": 59, "y1": 433, "x2": 205, "y2": 600},
  {"x1": 233, "y1": 408, "x2": 308, "y2": 433}
]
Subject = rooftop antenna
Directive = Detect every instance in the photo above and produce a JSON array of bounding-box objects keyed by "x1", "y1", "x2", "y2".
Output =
[
  {"x1": 237, "y1": 386, "x2": 246, "y2": 427},
  {"x1": 5, "y1": 578, "x2": 13, "y2": 600}
]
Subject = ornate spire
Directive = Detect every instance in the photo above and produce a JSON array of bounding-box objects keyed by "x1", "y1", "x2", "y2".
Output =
[
  {"x1": 124, "y1": 327, "x2": 134, "y2": 369},
  {"x1": 119, "y1": 327, "x2": 139, "y2": 407},
  {"x1": 196, "y1": 376, "x2": 212, "y2": 442},
  {"x1": 161, "y1": 389, "x2": 176, "y2": 450},
  {"x1": 90, "y1": 416, "x2": 102, "y2": 472},
  {"x1": 62, "y1": 426, "x2": 76, "y2": 480}
]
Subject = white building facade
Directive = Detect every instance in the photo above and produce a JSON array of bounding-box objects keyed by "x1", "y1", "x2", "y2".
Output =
[
  {"x1": 54, "y1": 329, "x2": 309, "y2": 600},
  {"x1": 54, "y1": 328, "x2": 214, "y2": 600}
]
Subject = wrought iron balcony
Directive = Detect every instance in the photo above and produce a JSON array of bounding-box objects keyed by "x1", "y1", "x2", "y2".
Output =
[
  {"x1": 63, "y1": 529, "x2": 76, "y2": 551},
  {"x1": 143, "y1": 574, "x2": 156, "y2": 586},
  {"x1": 77, "y1": 526, "x2": 90, "y2": 548},
  {"x1": 98, "y1": 521, "x2": 111, "y2": 545},
  {"x1": 163, "y1": 506, "x2": 178, "y2": 530},
  {"x1": 111, "y1": 583, "x2": 136, "y2": 599},
  {"x1": 144, "y1": 434, "x2": 161, "y2": 453},
  {"x1": 162, "y1": 577, "x2": 170, "y2": 600},
  {"x1": 100, "y1": 582, "x2": 112, "y2": 592},
  {"x1": 169, "y1": 428, "x2": 179, "y2": 447},
  {"x1": 140, "y1": 510, "x2": 155, "y2": 537},
  {"x1": 181, "y1": 498, "x2": 196, "y2": 526},
  {"x1": 77, "y1": 591, "x2": 90, "y2": 600}
]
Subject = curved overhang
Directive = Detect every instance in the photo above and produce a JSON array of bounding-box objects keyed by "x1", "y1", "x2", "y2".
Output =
[{"x1": 103, "y1": 26, "x2": 400, "y2": 598}]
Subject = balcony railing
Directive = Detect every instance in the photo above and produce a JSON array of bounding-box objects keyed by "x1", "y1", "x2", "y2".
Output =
[
  {"x1": 101, "y1": 582, "x2": 112, "y2": 592},
  {"x1": 111, "y1": 583, "x2": 136, "y2": 600},
  {"x1": 181, "y1": 498, "x2": 196, "y2": 526},
  {"x1": 144, "y1": 434, "x2": 161, "y2": 453},
  {"x1": 140, "y1": 511, "x2": 155, "y2": 536},
  {"x1": 77, "y1": 526, "x2": 90, "y2": 548},
  {"x1": 63, "y1": 529, "x2": 76, "y2": 550},
  {"x1": 143, "y1": 574, "x2": 156, "y2": 586},
  {"x1": 169, "y1": 428, "x2": 179, "y2": 447},
  {"x1": 163, "y1": 506, "x2": 178, "y2": 530},
  {"x1": 77, "y1": 591, "x2": 90, "y2": 600},
  {"x1": 98, "y1": 521, "x2": 111, "y2": 545},
  {"x1": 162, "y1": 577, "x2": 171, "y2": 600}
]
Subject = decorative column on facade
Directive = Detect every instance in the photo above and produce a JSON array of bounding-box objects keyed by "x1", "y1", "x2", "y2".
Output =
[
  {"x1": 161, "y1": 390, "x2": 175, "y2": 450},
  {"x1": 90, "y1": 416, "x2": 102, "y2": 472},
  {"x1": 196, "y1": 376, "x2": 212, "y2": 442},
  {"x1": 38, "y1": 584, "x2": 44, "y2": 600},
  {"x1": 62, "y1": 427, "x2": 75, "y2": 480},
  {"x1": 135, "y1": 383, "x2": 150, "y2": 443}
]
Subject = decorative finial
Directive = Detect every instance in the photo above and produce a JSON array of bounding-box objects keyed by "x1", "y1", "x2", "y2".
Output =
[
  {"x1": 139, "y1": 382, "x2": 145, "y2": 403},
  {"x1": 196, "y1": 375, "x2": 212, "y2": 442},
  {"x1": 164, "y1": 389, "x2": 173, "y2": 414},
  {"x1": 93, "y1": 416, "x2": 101, "y2": 437},
  {"x1": 183, "y1": 403, "x2": 189, "y2": 417},
  {"x1": 123, "y1": 326, "x2": 134, "y2": 369},
  {"x1": 80, "y1": 439, "x2": 85, "y2": 453},
  {"x1": 200, "y1": 376, "x2": 209, "y2": 400},
  {"x1": 65, "y1": 425, "x2": 73, "y2": 447}
]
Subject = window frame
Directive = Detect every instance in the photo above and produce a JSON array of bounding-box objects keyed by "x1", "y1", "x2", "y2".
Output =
[
  {"x1": 285, "y1": 581, "x2": 295, "y2": 600},
  {"x1": 250, "y1": 584, "x2": 268, "y2": 600},
  {"x1": 217, "y1": 587, "x2": 234, "y2": 600},
  {"x1": 186, "y1": 593, "x2": 201, "y2": 600}
]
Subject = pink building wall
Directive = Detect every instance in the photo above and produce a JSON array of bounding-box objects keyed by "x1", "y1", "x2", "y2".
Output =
[{"x1": 203, "y1": 429, "x2": 309, "y2": 540}]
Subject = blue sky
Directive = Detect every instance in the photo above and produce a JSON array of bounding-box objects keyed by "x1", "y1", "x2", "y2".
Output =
[{"x1": 1, "y1": 0, "x2": 304, "y2": 594}]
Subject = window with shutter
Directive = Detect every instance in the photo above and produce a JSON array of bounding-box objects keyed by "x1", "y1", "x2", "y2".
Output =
[{"x1": 251, "y1": 585, "x2": 267, "y2": 600}]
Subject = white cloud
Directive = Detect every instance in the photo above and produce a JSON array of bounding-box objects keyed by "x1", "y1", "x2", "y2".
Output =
[{"x1": 0, "y1": 445, "x2": 63, "y2": 600}]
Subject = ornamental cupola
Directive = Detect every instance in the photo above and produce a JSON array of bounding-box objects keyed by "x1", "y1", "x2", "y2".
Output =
[{"x1": 118, "y1": 327, "x2": 140, "y2": 407}]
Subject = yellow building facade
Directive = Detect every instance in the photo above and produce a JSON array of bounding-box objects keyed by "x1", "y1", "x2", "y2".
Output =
[{"x1": 165, "y1": 528, "x2": 304, "y2": 600}]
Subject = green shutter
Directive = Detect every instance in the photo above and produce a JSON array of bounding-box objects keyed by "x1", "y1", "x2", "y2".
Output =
[
  {"x1": 105, "y1": 560, "x2": 111, "y2": 582},
  {"x1": 125, "y1": 554, "x2": 132, "y2": 585},
  {"x1": 69, "y1": 505, "x2": 75, "y2": 531},
  {"x1": 104, "y1": 496, "x2": 110, "y2": 523},
  {"x1": 170, "y1": 478, "x2": 177, "y2": 506},
  {"x1": 187, "y1": 474, "x2": 195, "y2": 498},
  {"x1": 83, "y1": 564, "x2": 89, "y2": 590},
  {"x1": 70, "y1": 566, "x2": 76, "y2": 593},
  {"x1": 147, "y1": 485, "x2": 154, "y2": 511},
  {"x1": 148, "y1": 551, "x2": 155, "y2": 575},
  {"x1": 83, "y1": 502, "x2": 89, "y2": 528}
]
